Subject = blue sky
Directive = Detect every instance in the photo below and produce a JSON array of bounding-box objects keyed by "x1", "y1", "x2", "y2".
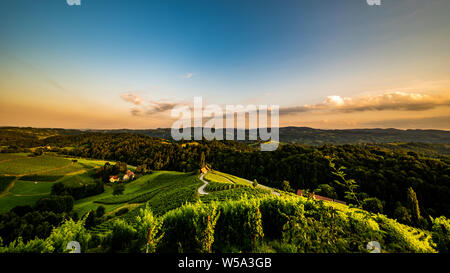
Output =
[{"x1": 0, "y1": 0, "x2": 449, "y2": 129}]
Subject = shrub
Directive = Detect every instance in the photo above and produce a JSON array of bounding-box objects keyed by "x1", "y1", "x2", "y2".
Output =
[
  {"x1": 96, "y1": 206, "x2": 106, "y2": 218},
  {"x1": 113, "y1": 184, "x2": 125, "y2": 195},
  {"x1": 431, "y1": 216, "x2": 450, "y2": 253},
  {"x1": 115, "y1": 208, "x2": 129, "y2": 216},
  {"x1": 362, "y1": 197, "x2": 383, "y2": 214},
  {"x1": 35, "y1": 195, "x2": 74, "y2": 213},
  {"x1": 109, "y1": 219, "x2": 136, "y2": 252},
  {"x1": 259, "y1": 196, "x2": 304, "y2": 240},
  {"x1": 160, "y1": 202, "x2": 219, "y2": 253},
  {"x1": 213, "y1": 198, "x2": 263, "y2": 252},
  {"x1": 0, "y1": 217, "x2": 90, "y2": 253},
  {"x1": 135, "y1": 205, "x2": 164, "y2": 253}
]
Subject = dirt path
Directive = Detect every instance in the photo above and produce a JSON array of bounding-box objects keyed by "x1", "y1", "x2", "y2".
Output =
[
  {"x1": 0, "y1": 177, "x2": 18, "y2": 198},
  {"x1": 0, "y1": 158, "x2": 23, "y2": 164},
  {"x1": 198, "y1": 172, "x2": 209, "y2": 195}
]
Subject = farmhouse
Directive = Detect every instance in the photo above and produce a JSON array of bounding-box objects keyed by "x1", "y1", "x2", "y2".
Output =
[
  {"x1": 201, "y1": 166, "x2": 210, "y2": 174},
  {"x1": 126, "y1": 170, "x2": 135, "y2": 178},
  {"x1": 109, "y1": 175, "x2": 120, "y2": 183}
]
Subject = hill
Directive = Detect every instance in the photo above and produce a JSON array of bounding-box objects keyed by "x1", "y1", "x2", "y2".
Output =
[
  {"x1": 0, "y1": 153, "x2": 444, "y2": 253},
  {"x1": 0, "y1": 153, "x2": 118, "y2": 212},
  {"x1": 93, "y1": 127, "x2": 450, "y2": 145},
  {"x1": 2, "y1": 126, "x2": 449, "y2": 147}
]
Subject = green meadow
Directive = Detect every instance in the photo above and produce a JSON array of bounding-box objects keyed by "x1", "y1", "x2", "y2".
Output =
[{"x1": 0, "y1": 153, "x2": 120, "y2": 212}]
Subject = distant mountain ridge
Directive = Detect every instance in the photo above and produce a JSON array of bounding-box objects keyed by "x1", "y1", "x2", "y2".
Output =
[
  {"x1": 90, "y1": 127, "x2": 450, "y2": 145},
  {"x1": 1, "y1": 126, "x2": 449, "y2": 145}
]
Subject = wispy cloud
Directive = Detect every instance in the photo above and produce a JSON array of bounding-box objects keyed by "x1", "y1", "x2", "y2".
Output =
[
  {"x1": 182, "y1": 72, "x2": 194, "y2": 79},
  {"x1": 122, "y1": 93, "x2": 183, "y2": 116},
  {"x1": 280, "y1": 92, "x2": 450, "y2": 116},
  {"x1": 145, "y1": 100, "x2": 181, "y2": 115},
  {"x1": 120, "y1": 93, "x2": 144, "y2": 105}
]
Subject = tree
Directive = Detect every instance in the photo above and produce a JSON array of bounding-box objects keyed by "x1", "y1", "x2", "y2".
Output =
[
  {"x1": 362, "y1": 197, "x2": 383, "y2": 214},
  {"x1": 112, "y1": 184, "x2": 125, "y2": 196},
  {"x1": 114, "y1": 162, "x2": 128, "y2": 173},
  {"x1": 136, "y1": 164, "x2": 151, "y2": 174},
  {"x1": 35, "y1": 195, "x2": 74, "y2": 213},
  {"x1": 407, "y1": 187, "x2": 422, "y2": 226},
  {"x1": 109, "y1": 219, "x2": 136, "y2": 251},
  {"x1": 199, "y1": 152, "x2": 206, "y2": 169},
  {"x1": 84, "y1": 211, "x2": 97, "y2": 229},
  {"x1": 253, "y1": 179, "x2": 259, "y2": 188},
  {"x1": 431, "y1": 216, "x2": 450, "y2": 253},
  {"x1": 0, "y1": 216, "x2": 91, "y2": 253},
  {"x1": 328, "y1": 157, "x2": 361, "y2": 207},
  {"x1": 314, "y1": 184, "x2": 337, "y2": 199},
  {"x1": 393, "y1": 202, "x2": 411, "y2": 224},
  {"x1": 96, "y1": 206, "x2": 106, "y2": 218},
  {"x1": 280, "y1": 180, "x2": 294, "y2": 193}
]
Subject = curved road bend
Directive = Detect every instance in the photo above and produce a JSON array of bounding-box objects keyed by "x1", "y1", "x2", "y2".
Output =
[{"x1": 198, "y1": 172, "x2": 209, "y2": 195}]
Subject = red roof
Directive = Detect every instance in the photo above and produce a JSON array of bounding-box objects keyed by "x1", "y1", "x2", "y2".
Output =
[{"x1": 297, "y1": 189, "x2": 346, "y2": 205}]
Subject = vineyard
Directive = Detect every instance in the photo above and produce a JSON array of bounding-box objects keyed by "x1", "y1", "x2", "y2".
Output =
[{"x1": 0, "y1": 153, "x2": 448, "y2": 253}]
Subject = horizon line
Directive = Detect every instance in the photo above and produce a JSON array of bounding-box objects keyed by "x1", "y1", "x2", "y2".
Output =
[{"x1": 1, "y1": 125, "x2": 449, "y2": 132}]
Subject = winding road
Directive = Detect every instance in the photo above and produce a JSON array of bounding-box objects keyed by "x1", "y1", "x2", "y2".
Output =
[{"x1": 198, "y1": 172, "x2": 209, "y2": 195}]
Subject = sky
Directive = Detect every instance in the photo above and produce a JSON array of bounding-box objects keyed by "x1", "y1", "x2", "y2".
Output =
[{"x1": 0, "y1": 0, "x2": 449, "y2": 129}]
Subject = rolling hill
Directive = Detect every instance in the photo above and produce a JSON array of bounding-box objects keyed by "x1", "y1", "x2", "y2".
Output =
[
  {"x1": 2, "y1": 126, "x2": 450, "y2": 147},
  {"x1": 0, "y1": 152, "x2": 442, "y2": 253}
]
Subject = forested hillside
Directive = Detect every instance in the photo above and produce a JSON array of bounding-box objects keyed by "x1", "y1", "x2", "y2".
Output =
[{"x1": 1, "y1": 128, "x2": 448, "y2": 229}]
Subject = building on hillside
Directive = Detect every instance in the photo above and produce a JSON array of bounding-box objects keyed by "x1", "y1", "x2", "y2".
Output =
[
  {"x1": 126, "y1": 170, "x2": 135, "y2": 178},
  {"x1": 297, "y1": 189, "x2": 346, "y2": 205},
  {"x1": 122, "y1": 170, "x2": 135, "y2": 182},
  {"x1": 201, "y1": 166, "x2": 210, "y2": 174},
  {"x1": 109, "y1": 175, "x2": 120, "y2": 183}
]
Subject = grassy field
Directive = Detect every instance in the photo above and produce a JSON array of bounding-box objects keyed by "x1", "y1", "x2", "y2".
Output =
[
  {"x1": 0, "y1": 153, "x2": 29, "y2": 162},
  {"x1": 0, "y1": 194, "x2": 43, "y2": 212},
  {"x1": 204, "y1": 171, "x2": 233, "y2": 184},
  {"x1": 78, "y1": 171, "x2": 202, "y2": 216},
  {"x1": 212, "y1": 170, "x2": 254, "y2": 186},
  {"x1": 0, "y1": 153, "x2": 126, "y2": 212},
  {"x1": 0, "y1": 176, "x2": 16, "y2": 192},
  {"x1": 10, "y1": 181, "x2": 56, "y2": 196},
  {"x1": 0, "y1": 155, "x2": 72, "y2": 175}
]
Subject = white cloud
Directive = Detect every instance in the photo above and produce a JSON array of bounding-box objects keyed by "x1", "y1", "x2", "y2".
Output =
[{"x1": 279, "y1": 92, "x2": 450, "y2": 115}]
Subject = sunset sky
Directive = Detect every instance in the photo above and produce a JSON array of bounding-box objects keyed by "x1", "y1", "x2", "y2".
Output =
[{"x1": 0, "y1": 0, "x2": 449, "y2": 129}]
